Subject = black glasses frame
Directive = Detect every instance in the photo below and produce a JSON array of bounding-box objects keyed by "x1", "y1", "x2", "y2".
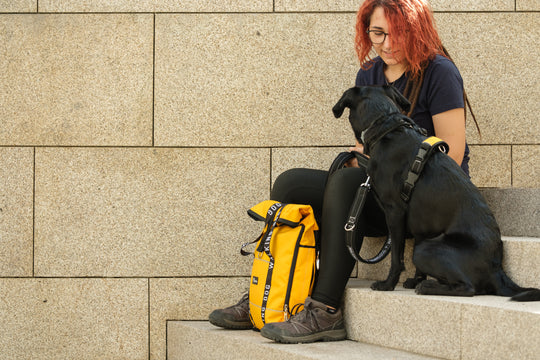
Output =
[{"x1": 366, "y1": 29, "x2": 389, "y2": 44}]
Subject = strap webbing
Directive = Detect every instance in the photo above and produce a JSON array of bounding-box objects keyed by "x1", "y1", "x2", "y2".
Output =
[
  {"x1": 241, "y1": 202, "x2": 284, "y2": 255},
  {"x1": 259, "y1": 203, "x2": 284, "y2": 324},
  {"x1": 401, "y1": 137, "x2": 449, "y2": 202}
]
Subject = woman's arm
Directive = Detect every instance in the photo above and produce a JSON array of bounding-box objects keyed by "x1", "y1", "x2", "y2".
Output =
[
  {"x1": 432, "y1": 108, "x2": 466, "y2": 166},
  {"x1": 346, "y1": 106, "x2": 466, "y2": 168}
]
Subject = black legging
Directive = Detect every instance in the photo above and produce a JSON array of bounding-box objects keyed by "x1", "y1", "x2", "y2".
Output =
[{"x1": 270, "y1": 167, "x2": 387, "y2": 309}]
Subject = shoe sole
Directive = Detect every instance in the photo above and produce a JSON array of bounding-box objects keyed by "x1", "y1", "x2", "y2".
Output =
[
  {"x1": 260, "y1": 327, "x2": 346, "y2": 344},
  {"x1": 208, "y1": 314, "x2": 253, "y2": 330}
]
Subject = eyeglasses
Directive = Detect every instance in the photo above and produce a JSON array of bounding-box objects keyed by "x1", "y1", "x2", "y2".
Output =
[{"x1": 366, "y1": 29, "x2": 389, "y2": 44}]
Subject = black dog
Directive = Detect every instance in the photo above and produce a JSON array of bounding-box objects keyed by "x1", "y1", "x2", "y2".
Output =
[{"x1": 332, "y1": 85, "x2": 540, "y2": 301}]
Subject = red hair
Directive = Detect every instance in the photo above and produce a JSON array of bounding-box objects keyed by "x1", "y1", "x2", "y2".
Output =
[{"x1": 355, "y1": 0, "x2": 445, "y2": 78}]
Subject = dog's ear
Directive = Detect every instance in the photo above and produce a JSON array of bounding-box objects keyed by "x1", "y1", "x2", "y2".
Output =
[
  {"x1": 332, "y1": 87, "x2": 358, "y2": 118},
  {"x1": 383, "y1": 85, "x2": 411, "y2": 113}
]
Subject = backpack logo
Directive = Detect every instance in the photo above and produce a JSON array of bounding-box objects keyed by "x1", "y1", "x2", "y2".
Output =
[{"x1": 252, "y1": 276, "x2": 258, "y2": 285}]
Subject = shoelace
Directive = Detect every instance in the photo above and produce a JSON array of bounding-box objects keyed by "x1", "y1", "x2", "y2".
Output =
[
  {"x1": 288, "y1": 302, "x2": 317, "y2": 328},
  {"x1": 230, "y1": 293, "x2": 250, "y2": 314},
  {"x1": 238, "y1": 293, "x2": 249, "y2": 304},
  {"x1": 290, "y1": 303, "x2": 304, "y2": 316}
]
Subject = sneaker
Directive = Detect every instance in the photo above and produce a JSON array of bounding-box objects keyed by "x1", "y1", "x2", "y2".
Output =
[
  {"x1": 208, "y1": 293, "x2": 253, "y2": 330},
  {"x1": 260, "y1": 297, "x2": 346, "y2": 343}
]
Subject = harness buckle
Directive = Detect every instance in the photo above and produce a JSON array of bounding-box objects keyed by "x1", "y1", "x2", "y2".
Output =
[
  {"x1": 401, "y1": 182, "x2": 413, "y2": 202},
  {"x1": 411, "y1": 159, "x2": 423, "y2": 173}
]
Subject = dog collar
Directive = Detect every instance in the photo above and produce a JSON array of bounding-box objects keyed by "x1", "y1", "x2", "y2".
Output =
[
  {"x1": 362, "y1": 113, "x2": 411, "y2": 155},
  {"x1": 362, "y1": 114, "x2": 428, "y2": 156}
]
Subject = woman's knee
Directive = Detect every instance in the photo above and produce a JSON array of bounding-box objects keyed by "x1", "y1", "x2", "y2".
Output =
[
  {"x1": 273, "y1": 168, "x2": 304, "y2": 191},
  {"x1": 271, "y1": 168, "x2": 327, "y2": 204},
  {"x1": 272, "y1": 169, "x2": 304, "y2": 201}
]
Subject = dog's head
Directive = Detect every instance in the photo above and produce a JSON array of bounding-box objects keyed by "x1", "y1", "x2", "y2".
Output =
[{"x1": 332, "y1": 85, "x2": 411, "y2": 141}]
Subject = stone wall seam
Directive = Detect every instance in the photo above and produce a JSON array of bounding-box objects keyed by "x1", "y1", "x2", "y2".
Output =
[
  {"x1": 511, "y1": 145, "x2": 515, "y2": 187},
  {"x1": 0, "y1": 5, "x2": 538, "y2": 360},
  {"x1": 32, "y1": 146, "x2": 36, "y2": 278}
]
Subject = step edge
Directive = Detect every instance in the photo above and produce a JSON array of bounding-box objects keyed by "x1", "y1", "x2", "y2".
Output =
[
  {"x1": 345, "y1": 279, "x2": 540, "y2": 313},
  {"x1": 168, "y1": 320, "x2": 443, "y2": 360}
]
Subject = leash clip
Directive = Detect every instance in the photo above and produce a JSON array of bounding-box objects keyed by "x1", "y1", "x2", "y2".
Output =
[
  {"x1": 360, "y1": 175, "x2": 371, "y2": 189},
  {"x1": 344, "y1": 217, "x2": 356, "y2": 231}
]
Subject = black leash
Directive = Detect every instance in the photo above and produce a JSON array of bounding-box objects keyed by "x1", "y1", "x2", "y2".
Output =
[{"x1": 327, "y1": 151, "x2": 391, "y2": 264}]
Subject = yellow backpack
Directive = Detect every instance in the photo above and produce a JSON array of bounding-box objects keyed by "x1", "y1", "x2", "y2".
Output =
[{"x1": 241, "y1": 200, "x2": 318, "y2": 330}]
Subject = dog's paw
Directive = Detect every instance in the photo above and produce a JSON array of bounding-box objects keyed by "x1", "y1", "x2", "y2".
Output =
[
  {"x1": 371, "y1": 280, "x2": 395, "y2": 291},
  {"x1": 415, "y1": 280, "x2": 439, "y2": 294},
  {"x1": 403, "y1": 278, "x2": 419, "y2": 289}
]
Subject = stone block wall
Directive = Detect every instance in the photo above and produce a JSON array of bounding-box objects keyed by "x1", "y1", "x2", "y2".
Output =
[{"x1": 0, "y1": 1, "x2": 538, "y2": 359}]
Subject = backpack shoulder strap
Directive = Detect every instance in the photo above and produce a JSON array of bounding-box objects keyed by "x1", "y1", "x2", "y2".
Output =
[{"x1": 241, "y1": 201, "x2": 285, "y2": 256}]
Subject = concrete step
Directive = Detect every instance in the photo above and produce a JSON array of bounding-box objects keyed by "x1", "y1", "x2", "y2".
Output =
[
  {"x1": 168, "y1": 237, "x2": 540, "y2": 360},
  {"x1": 344, "y1": 279, "x2": 540, "y2": 360},
  {"x1": 480, "y1": 188, "x2": 540, "y2": 237},
  {"x1": 355, "y1": 236, "x2": 540, "y2": 289},
  {"x1": 167, "y1": 321, "x2": 442, "y2": 360}
]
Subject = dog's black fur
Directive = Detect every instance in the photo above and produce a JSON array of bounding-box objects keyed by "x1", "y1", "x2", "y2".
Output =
[{"x1": 333, "y1": 85, "x2": 540, "y2": 301}]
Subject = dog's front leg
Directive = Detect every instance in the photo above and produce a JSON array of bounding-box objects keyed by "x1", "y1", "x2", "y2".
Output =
[
  {"x1": 371, "y1": 217, "x2": 406, "y2": 291},
  {"x1": 403, "y1": 269, "x2": 427, "y2": 289}
]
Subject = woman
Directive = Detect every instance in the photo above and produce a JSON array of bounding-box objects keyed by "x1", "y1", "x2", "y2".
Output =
[{"x1": 209, "y1": 0, "x2": 472, "y2": 343}]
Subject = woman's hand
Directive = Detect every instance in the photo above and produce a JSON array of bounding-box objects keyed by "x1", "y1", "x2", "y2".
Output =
[{"x1": 345, "y1": 141, "x2": 366, "y2": 167}]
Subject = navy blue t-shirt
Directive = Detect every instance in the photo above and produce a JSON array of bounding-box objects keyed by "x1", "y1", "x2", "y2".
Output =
[{"x1": 355, "y1": 55, "x2": 470, "y2": 175}]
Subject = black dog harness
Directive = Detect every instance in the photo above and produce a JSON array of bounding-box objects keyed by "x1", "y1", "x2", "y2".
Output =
[
  {"x1": 361, "y1": 114, "x2": 448, "y2": 202},
  {"x1": 334, "y1": 136, "x2": 449, "y2": 264},
  {"x1": 401, "y1": 137, "x2": 449, "y2": 202},
  {"x1": 361, "y1": 113, "x2": 425, "y2": 156}
]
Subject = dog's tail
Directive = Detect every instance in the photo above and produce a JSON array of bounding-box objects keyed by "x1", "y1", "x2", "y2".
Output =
[
  {"x1": 511, "y1": 289, "x2": 540, "y2": 301},
  {"x1": 495, "y1": 270, "x2": 540, "y2": 301}
]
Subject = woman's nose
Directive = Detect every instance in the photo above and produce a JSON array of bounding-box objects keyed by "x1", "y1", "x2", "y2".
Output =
[{"x1": 381, "y1": 34, "x2": 392, "y2": 49}]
